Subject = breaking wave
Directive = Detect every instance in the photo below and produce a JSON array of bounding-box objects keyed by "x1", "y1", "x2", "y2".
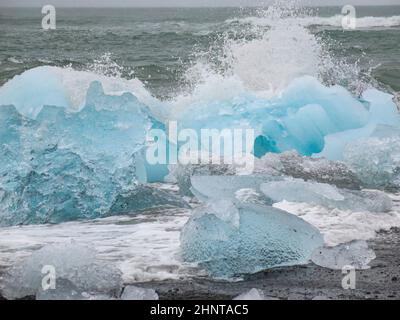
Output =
[{"x1": 227, "y1": 15, "x2": 400, "y2": 29}]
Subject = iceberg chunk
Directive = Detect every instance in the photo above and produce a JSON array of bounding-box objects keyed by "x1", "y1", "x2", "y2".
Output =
[
  {"x1": 180, "y1": 201, "x2": 323, "y2": 278},
  {"x1": 0, "y1": 82, "x2": 150, "y2": 226},
  {"x1": 260, "y1": 179, "x2": 392, "y2": 212}
]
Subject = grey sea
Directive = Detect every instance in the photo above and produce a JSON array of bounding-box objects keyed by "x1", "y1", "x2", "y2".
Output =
[{"x1": 1, "y1": 6, "x2": 399, "y2": 96}]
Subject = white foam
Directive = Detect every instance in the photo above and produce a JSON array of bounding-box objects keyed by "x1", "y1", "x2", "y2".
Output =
[
  {"x1": 227, "y1": 15, "x2": 400, "y2": 29},
  {"x1": 274, "y1": 193, "x2": 400, "y2": 247},
  {"x1": 0, "y1": 208, "x2": 194, "y2": 283}
]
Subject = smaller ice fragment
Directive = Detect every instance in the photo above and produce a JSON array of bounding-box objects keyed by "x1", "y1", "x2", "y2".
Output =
[
  {"x1": 255, "y1": 151, "x2": 361, "y2": 190},
  {"x1": 260, "y1": 178, "x2": 392, "y2": 212},
  {"x1": 166, "y1": 163, "x2": 236, "y2": 196},
  {"x1": 343, "y1": 134, "x2": 400, "y2": 191},
  {"x1": 311, "y1": 240, "x2": 376, "y2": 270},
  {"x1": 190, "y1": 175, "x2": 278, "y2": 204},
  {"x1": 0, "y1": 243, "x2": 123, "y2": 300},
  {"x1": 121, "y1": 286, "x2": 159, "y2": 300}
]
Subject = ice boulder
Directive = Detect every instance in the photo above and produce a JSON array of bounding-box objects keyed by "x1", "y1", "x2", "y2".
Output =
[
  {"x1": 180, "y1": 200, "x2": 324, "y2": 278},
  {"x1": 260, "y1": 178, "x2": 392, "y2": 212},
  {"x1": 176, "y1": 76, "x2": 373, "y2": 157},
  {"x1": 0, "y1": 243, "x2": 123, "y2": 300},
  {"x1": 0, "y1": 82, "x2": 153, "y2": 226}
]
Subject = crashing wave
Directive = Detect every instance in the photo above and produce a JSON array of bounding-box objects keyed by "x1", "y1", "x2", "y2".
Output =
[{"x1": 227, "y1": 15, "x2": 400, "y2": 29}]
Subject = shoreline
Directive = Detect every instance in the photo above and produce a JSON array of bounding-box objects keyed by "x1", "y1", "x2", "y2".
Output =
[
  {"x1": 132, "y1": 227, "x2": 400, "y2": 300},
  {"x1": 2, "y1": 228, "x2": 399, "y2": 300}
]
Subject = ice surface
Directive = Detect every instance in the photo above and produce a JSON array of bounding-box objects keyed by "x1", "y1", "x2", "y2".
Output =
[
  {"x1": 166, "y1": 163, "x2": 236, "y2": 196},
  {"x1": 175, "y1": 76, "x2": 374, "y2": 156},
  {"x1": 255, "y1": 151, "x2": 362, "y2": 190},
  {"x1": 343, "y1": 134, "x2": 400, "y2": 191},
  {"x1": 0, "y1": 243, "x2": 123, "y2": 300},
  {"x1": 311, "y1": 240, "x2": 376, "y2": 270},
  {"x1": 0, "y1": 66, "x2": 155, "y2": 117},
  {"x1": 121, "y1": 286, "x2": 159, "y2": 300},
  {"x1": 0, "y1": 81, "x2": 161, "y2": 226},
  {"x1": 190, "y1": 175, "x2": 278, "y2": 204},
  {"x1": 110, "y1": 184, "x2": 190, "y2": 214},
  {"x1": 260, "y1": 178, "x2": 392, "y2": 212},
  {"x1": 180, "y1": 201, "x2": 323, "y2": 278}
]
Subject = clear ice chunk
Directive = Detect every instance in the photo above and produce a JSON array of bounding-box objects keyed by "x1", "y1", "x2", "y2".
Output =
[
  {"x1": 190, "y1": 175, "x2": 278, "y2": 205},
  {"x1": 0, "y1": 243, "x2": 123, "y2": 300},
  {"x1": 120, "y1": 286, "x2": 159, "y2": 300},
  {"x1": 255, "y1": 151, "x2": 362, "y2": 190},
  {"x1": 260, "y1": 178, "x2": 392, "y2": 212},
  {"x1": 166, "y1": 163, "x2": 236, "y2": 196},
  {"x1": 311, "y1": 240, "x2": 376, "y2": 270},
  {"x1": 180, "y1": 201, "x2": 323, "y2": 278},
  {"x1": 343, "y1": 134, "x2": 400, "y2": 191}
]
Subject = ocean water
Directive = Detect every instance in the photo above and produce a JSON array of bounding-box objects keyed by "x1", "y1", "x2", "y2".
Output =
[
  {"x1": 1, "y1": 4, "x2": 400, "y2": 291},
  {"x1": 1, "y1": 6, "x2": 400, "y2": 95}
]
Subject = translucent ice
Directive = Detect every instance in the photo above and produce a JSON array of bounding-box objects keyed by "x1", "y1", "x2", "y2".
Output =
[
  {"x1": 0, "y1": 243, "x2": 123, "y2": 300},
  {"x1": 255, "y1": 151, "x2": 362, "y2": 190},
  {"x1": 166, "y1": 163, "x2": 236, "y2": 196},
  {"x1": 175, "y1": 76, "x2": 392, "y2": 157},
  {"x1": 260, "y1": 178, "x2": 392, "y2": 212},
  {"x1": 180, "y1": 201, "x2": 323, "y2": 278},
  {"x1": 0, "y1": 82, "x2": 153, "y2": 226},
  {"x1": 190, "y1": 175, "x2": 278, "y2": 204},
  {"x1": 120, "y1": 286, "x2": 159, "y2": 300},
  {"x1": 0, "y1": 66, "x2": 155, "y2": 118},
  {"x1": 110, "y1": 184, "x2": 190, "y2": 214},
  {"x1": 311, "y1": 240, "x2": 376, "y2": 270},
  {"x1": 343, "y1": 133, "x2": 400, "y2": 190}
]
